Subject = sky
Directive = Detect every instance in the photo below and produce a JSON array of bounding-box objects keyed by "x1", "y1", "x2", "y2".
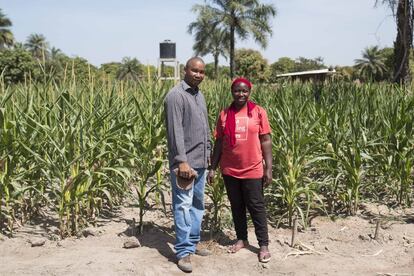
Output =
[{"x1": 0, "y1": 0, "x2": 397, "y2": 68}]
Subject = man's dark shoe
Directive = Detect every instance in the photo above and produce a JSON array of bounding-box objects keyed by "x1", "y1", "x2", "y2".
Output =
[
  {"x1": 177, "y1": 255, "x2": 192, "y2": 273},
  {"x1": 195, "y1": 247, "x2": 211, "y2": 256}
]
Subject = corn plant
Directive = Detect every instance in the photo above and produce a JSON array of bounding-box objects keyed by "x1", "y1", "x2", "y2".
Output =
[
  {"x1": 378, "y1": 91, "x2": 414, "y2": 206},
  {"x1": 205, "y1": 176, "x2": 228, "y2": 236},
  {"x1": 266, "y1": 84, "x2": 325, "y2": 226},
  {"x1": 130, "y1": 79, "x2": 169, "y2": 234}
]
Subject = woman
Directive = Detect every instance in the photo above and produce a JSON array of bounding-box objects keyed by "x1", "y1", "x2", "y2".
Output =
[{"x1": 207, "y1": 77, "x2": 272, "y2": 263}]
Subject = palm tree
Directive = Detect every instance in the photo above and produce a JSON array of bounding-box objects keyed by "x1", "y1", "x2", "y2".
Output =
[
  {"x1": 191, "y1": 0, "x2": 276, "y2": 78},
  {"x1": 375, "y1": 0, "x2": 412, "y2": 83},
  {"x1": 354, "y1": 46, "x2": 387, "y2": 81},
  {"x1": 0, "y1": 9, "x2": 14, "y2": 49},
  {"x1": 188, "y1": 8, "x2": 229, "y2": 79},
  {"x1": 116, "y1": 57, "x2": 143, "y2": 81},
  {"x1": 25, "y1": 33, "x2": 49, "y2": 61},
  {"x1": 50, "y1": 47, "x2": 64, "y2": 60}
]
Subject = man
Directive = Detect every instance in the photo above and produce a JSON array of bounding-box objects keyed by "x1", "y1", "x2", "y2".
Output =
[{"x1": 164, "y1": 57, "x2": 211, "y2": 273}]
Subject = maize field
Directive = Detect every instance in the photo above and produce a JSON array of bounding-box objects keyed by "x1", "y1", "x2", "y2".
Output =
[{"x1": 1, "y1": 74, "x2": 413, "y2": 237}]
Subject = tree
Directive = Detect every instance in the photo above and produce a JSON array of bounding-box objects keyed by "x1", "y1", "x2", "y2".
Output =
[
  {"x1": 269, "y1": 57, "x2": 296, "y2": 82},
  {"x1": 44, "y1": 47, "x2": 68, "y2": 78},
  {"x1": 334, "y1": 65, "x2": 356, "y2": 81},
  {"x1": 49, "y1": 55, "x2": 97, "y2": 82},
  {"x1": 191, "y1": 0, "x2": 276, "y2": 78},
  {"x1": 378, "y1": 47, "x2": 395, "y2": 79},
  {"x1": 294, "y1": 57, "x2": 326, "y2": 72},
  {"x1": 188, "y1": 8, "x2": 229, "y2": 79},
  {"x1": 354, "y1": 46, "x2": 387, "y2": 81},
  {"x1": 0, "y1": 9, "x2": 14, "y2": 49},
  {"x1": 100, "y1": 62, "x2": 122, "y2": 79},
  {"x1": 376, "y1": 0, "x2": 413, "y2": 83},
  {"x1": 116, "y1": 57, "x2": 143, "y2": 81},
  {"x1": 234, "y1": 48, "x2": 270, "y2": 82},
  {"x1": 25, "y1": 33, "x2": 49, "y2": 61},
  {"x1": 50, "y1": 47, "x2": 64, "y2": 60},
  {"x1": 204, "y1": 62, "x2": 230, "y2": 79},
  {"x1": 0, "y1": 48, "x2": 39, "y2": 84}
]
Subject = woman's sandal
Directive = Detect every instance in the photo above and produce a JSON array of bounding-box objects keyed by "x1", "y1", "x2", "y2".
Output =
[
  {"x1": 227, "y1": 240, "x2": 249, "y2": 253},
  {"x1": 258, "y1": 250, "x2": 272, "y2": 263}
]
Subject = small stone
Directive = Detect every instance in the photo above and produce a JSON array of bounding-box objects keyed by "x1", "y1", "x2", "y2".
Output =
[
  {"x1": 388, "y1": 234, "x2": 393, "y2": 241},
  {"x1": 30, "y1": 237, "x2": 46, "y2": 247},
  {"x1": 310, "y1": 227, "x2": 317, "y2": 232},
  {"x1": 324, "y1": 245, "x2": 330, "y2": 251},
  {"x1": 358, "y1": 234, "x2": 370, "y2": 241},
  {"x1": 123, "y1": 238, "x2": 141, "y2": 249},
  {"x1": 82, "y1": 228, "x2": 98, "y2": 238}
]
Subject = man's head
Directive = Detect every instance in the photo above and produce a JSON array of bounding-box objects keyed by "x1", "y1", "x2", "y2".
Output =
[{"x1": 184, "y1": 57, "x2": 205, "y2": 88}]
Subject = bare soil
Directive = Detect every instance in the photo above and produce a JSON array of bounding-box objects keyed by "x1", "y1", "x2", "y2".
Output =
[{"x1": 1, "y1": 200, "x2": 413, "y2": 276}]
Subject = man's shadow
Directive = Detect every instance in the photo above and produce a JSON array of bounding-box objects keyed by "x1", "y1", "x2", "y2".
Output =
[{"x1": 119, "y1": 220, "x2": 176, "y2": 263}]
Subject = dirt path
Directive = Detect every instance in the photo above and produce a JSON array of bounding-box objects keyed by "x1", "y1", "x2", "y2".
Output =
[{"x1": 1, "y1": 203, "x2": 413, "y2": 276}]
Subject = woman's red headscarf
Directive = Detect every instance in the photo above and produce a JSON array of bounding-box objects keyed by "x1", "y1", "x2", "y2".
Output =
[{"x1": 224, "y1": 77, "x2": 256, "y2": 147}]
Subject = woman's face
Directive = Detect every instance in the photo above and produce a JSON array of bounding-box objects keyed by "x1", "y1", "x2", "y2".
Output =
[{"x1": 231, "y1": 82, "x2": 251, "y2": 108}]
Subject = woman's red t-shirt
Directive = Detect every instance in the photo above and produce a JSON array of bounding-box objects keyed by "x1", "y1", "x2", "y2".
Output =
[{"x1": 215, "y1": 104, "x2": 271, "y2": 179}]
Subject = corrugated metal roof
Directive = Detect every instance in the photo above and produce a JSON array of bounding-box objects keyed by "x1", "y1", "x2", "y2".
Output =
[{"x1": 276, "y1": 68, "x2": 336, "y2": 77}]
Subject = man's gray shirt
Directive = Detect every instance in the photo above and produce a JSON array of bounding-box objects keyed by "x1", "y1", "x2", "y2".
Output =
[{"x1": 164, "y1": 81, "x2": 211, "y2": 169}]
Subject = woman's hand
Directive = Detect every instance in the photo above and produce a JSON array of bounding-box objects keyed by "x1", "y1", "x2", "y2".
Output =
[
  {"x1": 207, "y1": 169, "x2": 215, "y2": 185},
  {"x1": 263, "y1": 168, "x2": 272, "y2": 187}
]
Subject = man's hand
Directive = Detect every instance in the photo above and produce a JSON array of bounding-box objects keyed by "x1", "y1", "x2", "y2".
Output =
[
  {"x1": 263, "y1": 168, "x2": 272, "y2": 187},
  {"x1": 178, "y1": 162, "x2": 192, "y2": 179}
]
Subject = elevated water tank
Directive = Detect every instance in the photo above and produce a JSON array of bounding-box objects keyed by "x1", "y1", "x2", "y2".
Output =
[{"x1": 160, "y1": 40, "x2": 176, "y2": 59}]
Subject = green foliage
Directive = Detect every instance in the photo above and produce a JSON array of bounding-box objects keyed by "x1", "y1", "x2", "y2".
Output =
[
  {"x1": 25, "y1": 33, "x2": 49, "y2": 61},
  {"x1": 191, "y1": 0, "x2": 276, "y2": 77},
  {"x1": 116, "y1": 57, "x2": 144, "y2": 81},
  {"x1": 1, "y1": 65, "x2": 414, "y2": 236},
  {"x1": 188, "y1": 7, "x2": 229, "y2": 79},
  {"x1": 99, "y1": 62, "x2": 121, "y2": 79},
  {"x1": 294, "y1": 56, "x2": 326, "y2": 72},
  {"x1": 0, "y1": 48, "x2": 40, "y2": 84},
  {"x1": 271, "y1": 57, "x2": 295, "y2": 74},
  {"x1": 270, "y1": 57, "x2": 296, "y2": 82},
  {"x1": 205, "y1": 63, "x2": 230, "y2": 79},
  {"x1": 234, "y1": 48, "x2": 270, "y2": 82},
  {"x1": 379, "y1": 47, "x2": 395, "y2": 80},
  {"x1": 0, "y1": 9, "x2": 14, "y2": 48},
  {"x1": 0, "y1": 74, "x2": 172, "y2": 236},
  {"x1": 354, "y1": 46, "x2": 387, "y2": 81},
  {"x1": 49, "y1": 56, "x2": 98, "y2": 83},
  {"x1": 334, "y1": 66, "x2": 355, "y2": 81}
]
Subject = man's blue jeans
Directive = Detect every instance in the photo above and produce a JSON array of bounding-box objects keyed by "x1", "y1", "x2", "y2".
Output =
[{"x1": 170, "y1": 168, "x2": 206, "y2": 259}]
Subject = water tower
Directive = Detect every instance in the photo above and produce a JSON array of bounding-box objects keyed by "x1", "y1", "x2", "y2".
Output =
[{"x1": 158, "y1": 40, "x2": 180, "y2": 82}]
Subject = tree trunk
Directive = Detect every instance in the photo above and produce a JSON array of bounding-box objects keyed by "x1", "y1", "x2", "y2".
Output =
[
  {"x1": 230, "y1": 20, "x2": 235, "y2": 79},
  {"x1": 393, "y1": 0, "x2": 413, "y2": 84},
  {"x1": 214, "y1": 53, "x2": 219, "y2": 79}
]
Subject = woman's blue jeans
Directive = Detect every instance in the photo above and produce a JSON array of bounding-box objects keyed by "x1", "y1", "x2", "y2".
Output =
[{"x1": 170, "y1": 168, "x2": 206, "y2": 259}]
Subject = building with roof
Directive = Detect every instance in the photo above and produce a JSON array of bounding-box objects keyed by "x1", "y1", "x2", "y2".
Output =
[{"x1": 276, "y1": 68, "x2": 336, "y2": 82}]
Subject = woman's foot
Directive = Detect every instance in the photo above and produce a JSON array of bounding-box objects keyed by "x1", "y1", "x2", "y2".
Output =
[
  {"x1": 227, "y1": 240, "x2": 248, "y2": 253},
  {"x1": 258, "y1": 245, "x2": 271, "y2": 263}
]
